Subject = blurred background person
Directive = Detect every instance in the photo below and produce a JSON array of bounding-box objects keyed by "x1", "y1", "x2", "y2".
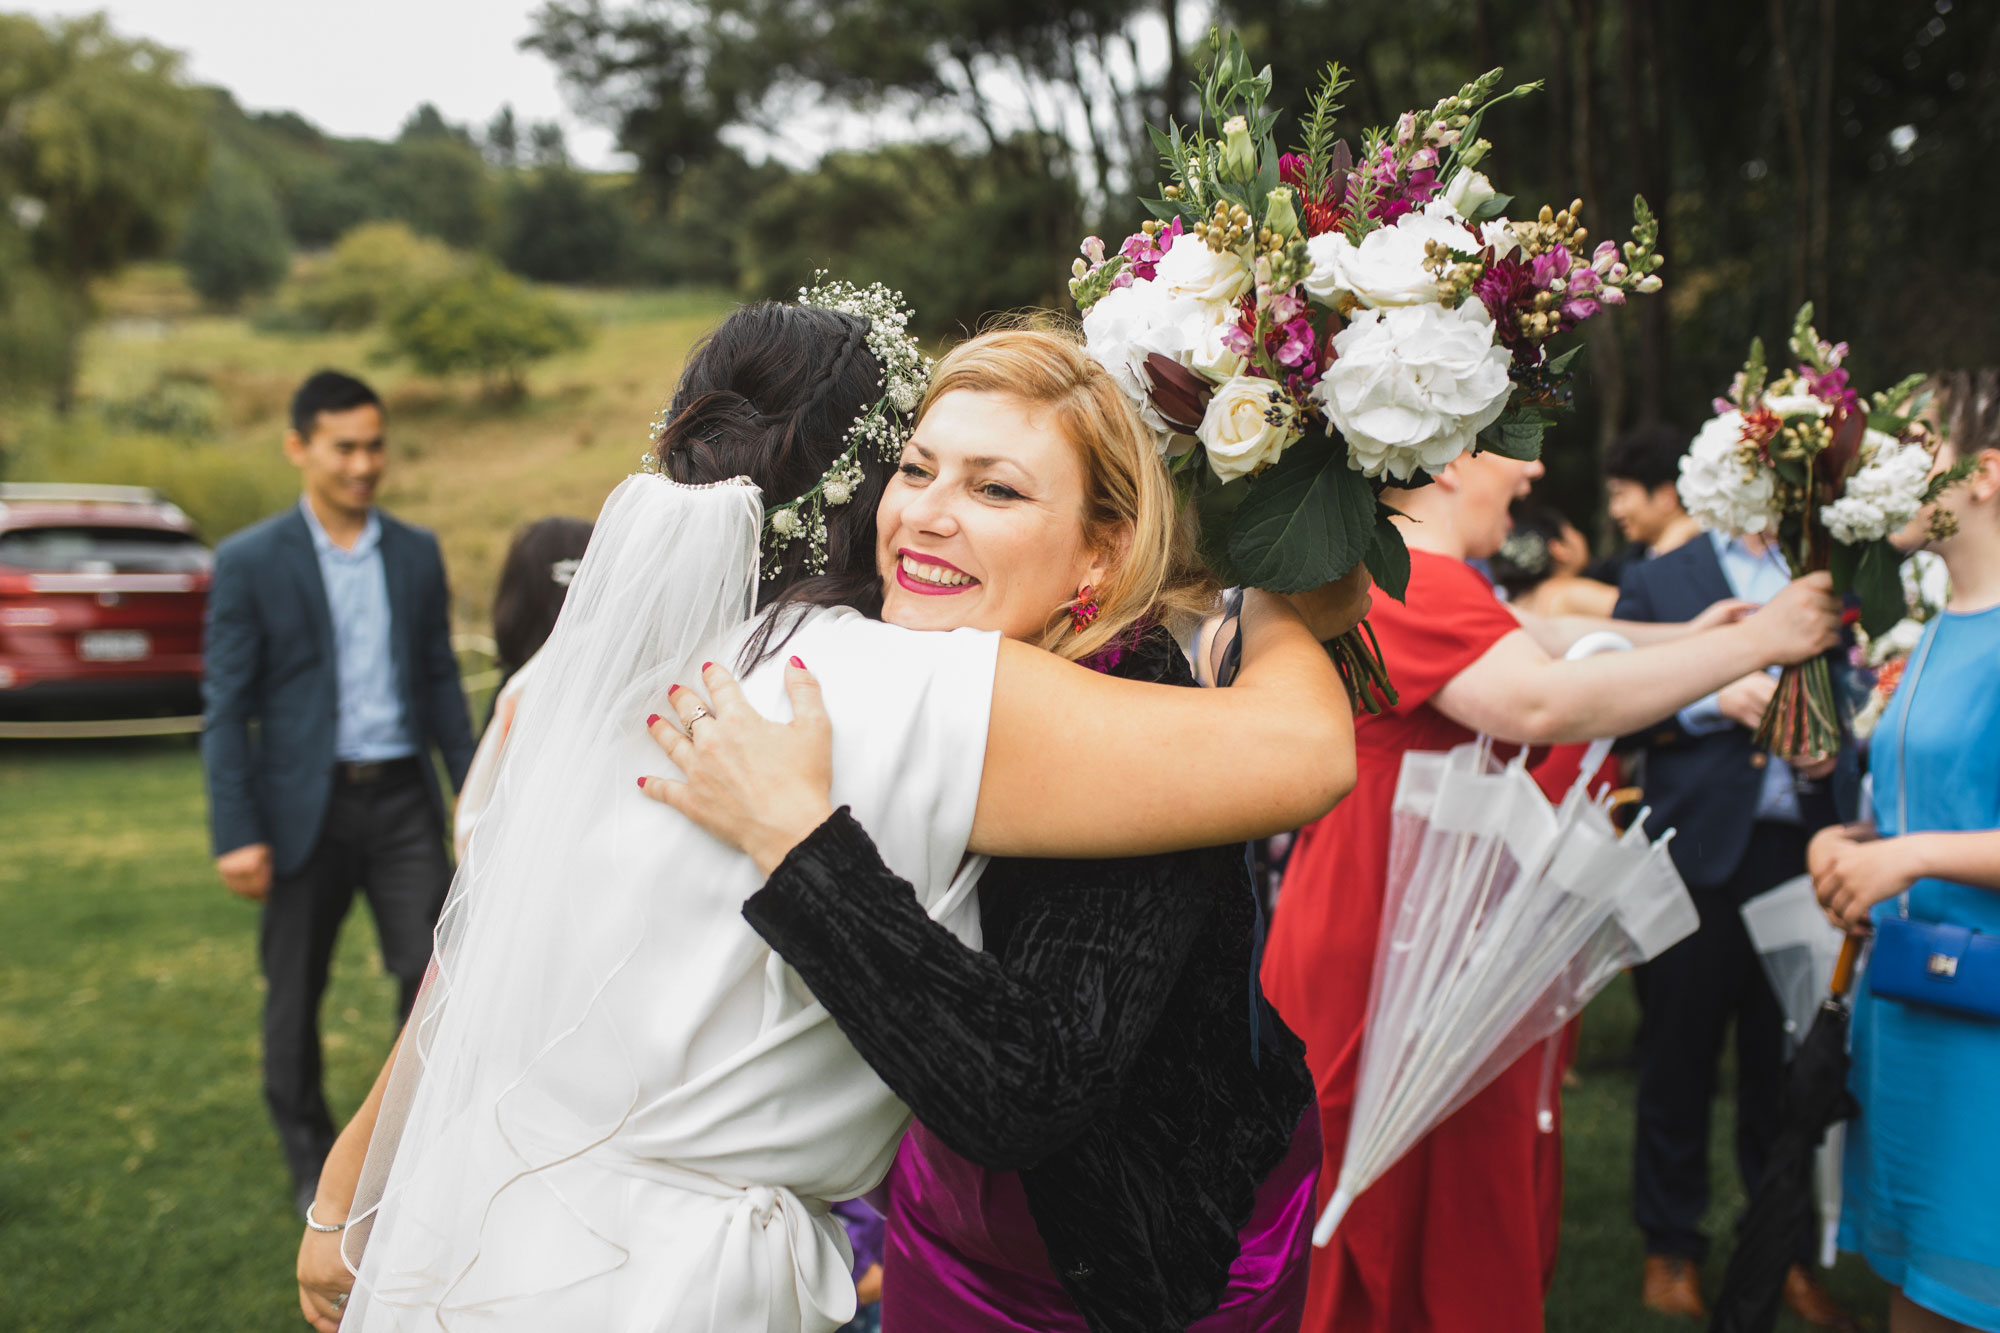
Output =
[
  {"x1": 454, "y1": 515, "x2": 592, "y2": 857},
  {"x1": 1590, "y1": 424, "x2": 1704, "y2": 589},
  {"x1": 1490, "y1": 495, "x2": 1620, "y2": 618},
  {"x1": 1611, "y1": 492, "x2": 1856, "y2": 1327},
  {"x1": 1261, "y1": 447, "x2": 1842, "y2": 1333},
  {"x1": 200, "y1": 370, "x2": 475, "y2": 1217},
  {"x1": 1812, "y1": 370, "x2": 2000, "y2": 1333}
]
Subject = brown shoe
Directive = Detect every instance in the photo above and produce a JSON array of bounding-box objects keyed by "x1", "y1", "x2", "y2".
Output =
[
  {"x1": 1783, "y1": 1266, "x2": 1861, "y2": 1332},
  {"x1": 1641, "y1": 1255, "x2": 1707, "y2": 1319}
]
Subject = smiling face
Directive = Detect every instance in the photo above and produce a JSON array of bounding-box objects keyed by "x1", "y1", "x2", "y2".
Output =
[
  {"x1": 286, "y1": 403, "x2": 387, "y2": 527},
  {"x1": 875, "y1": 388, "x2": 1114, "y2": 642}
]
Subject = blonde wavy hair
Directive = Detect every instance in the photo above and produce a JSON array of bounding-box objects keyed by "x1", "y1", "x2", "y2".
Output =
[{"x1": 916, "y1": 326, "x2": 1219, "y2": 662}]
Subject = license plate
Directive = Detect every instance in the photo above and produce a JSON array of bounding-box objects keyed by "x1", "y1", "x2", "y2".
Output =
[{"x1": 78, "y1": 630, "x2": 150, "y2": 662}]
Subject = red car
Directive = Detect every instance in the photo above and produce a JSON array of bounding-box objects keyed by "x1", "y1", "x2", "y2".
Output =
[{"x1": 0, "y1": 483, "x2": 212, "y2": 714}]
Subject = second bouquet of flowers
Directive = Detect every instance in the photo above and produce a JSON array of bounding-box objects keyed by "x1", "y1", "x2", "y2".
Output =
[
  {"x1": 1070, "y1": 34, "x2": 1665, "y2": 708},
  {"x1": 1678, "y1": 307, "x2": 1964, "y2": 756}
]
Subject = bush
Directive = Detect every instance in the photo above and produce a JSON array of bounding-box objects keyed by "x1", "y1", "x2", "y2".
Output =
[
  {"x1": 175, "y1": 156, "x2": 292, "y2": 308},
  {"x1": 379, "y1": 262, "x2": 589, "y2": 400},
  {"x1": 97, "y1": 373, "x2": 225, "y2": 438},
  {"x1": 280, "y1": 222, "x2": 462, "y2": 331}
]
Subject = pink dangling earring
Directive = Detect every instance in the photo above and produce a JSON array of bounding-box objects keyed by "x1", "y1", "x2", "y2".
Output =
[{"x1": 1069, "y1": 584, "x2": 1100, "y2": 635}]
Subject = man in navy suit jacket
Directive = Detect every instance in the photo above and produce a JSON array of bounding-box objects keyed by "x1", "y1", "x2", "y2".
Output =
[
  {"x1": 201, "y1": 371, "x2": 474, "y2": 1211},
  {"x1": 1615, "y1": 527, "x2": 1856, "y2": 1327}
]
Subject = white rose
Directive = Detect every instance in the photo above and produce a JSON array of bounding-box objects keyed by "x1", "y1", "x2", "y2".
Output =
[
  {"x1": 1821, "y1": 432, "x2": 1933, "y2": 544},
  {"x1": 1677, "y1": 411, "x2": 1779, "y2": 536},
  {"x1": 1904, "y1": 549, "x2": 1950, "y2": 614},
  {"x1": 1441, "y1": 167, "x2": 1497, "y2": 218},
  {"x1": 1154, "y1": 237, "x2": 1253, "y2": 308},
  {"x1": 1189, "y1": 311, "x2": 1247, "y2": 381},
  {"x1": 1199, "y1": 375, "x2": 1298, "y2": 482},
  {"x1": 1764, "y1": 392, "x2": 1832, "y2": 419},
  {"x1": 1302, "y1": 204, "x2": 1477, "y2": 309},
  {"x1": 1311, "y1": 301, "x2": 1513, "y2": 481}
]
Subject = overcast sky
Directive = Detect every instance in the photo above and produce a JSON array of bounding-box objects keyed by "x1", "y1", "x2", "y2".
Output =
[{"x1": 23, "y1": 0, "x2": 630, "y2": 168}]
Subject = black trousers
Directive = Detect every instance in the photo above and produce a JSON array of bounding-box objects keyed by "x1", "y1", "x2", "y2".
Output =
[
  {"x1": 260, "y1": 760, "x2": 450, "y2": 1189},
  {"x1": 1632, "y1": 820, "x2": 1809, "y2": 1262}
]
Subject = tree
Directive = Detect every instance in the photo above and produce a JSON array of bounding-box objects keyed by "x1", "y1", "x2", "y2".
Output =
[
  {"x1": 485, "y1": 104, "x2": 520, "y2": 166},
  {"x1": 175, "y1": 153, "x2": 291, "y2": 308},
  {"x1": 379, "y1": 262, "x2": 589, "y2": 400},
  {"x1": 0, "y1": 13, "x2": 209, "y2": 407},
  {"x1": 499, "y1": 166, "x2": 631, "y2": 283}
]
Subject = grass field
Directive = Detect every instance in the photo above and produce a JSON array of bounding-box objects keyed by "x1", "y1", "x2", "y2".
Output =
[{"x1": 0, "y1": 736, "x2": 1892, "y2": 1331}]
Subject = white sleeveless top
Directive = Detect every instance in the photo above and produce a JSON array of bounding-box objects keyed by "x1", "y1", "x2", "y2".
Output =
[{"x1": 345, "y1": 605, "x2": 998, "y2": 1331}]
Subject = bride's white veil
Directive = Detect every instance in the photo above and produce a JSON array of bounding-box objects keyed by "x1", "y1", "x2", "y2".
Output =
[{"x1": 340, "y1": 472, "x2": 763, "y2": 1308}]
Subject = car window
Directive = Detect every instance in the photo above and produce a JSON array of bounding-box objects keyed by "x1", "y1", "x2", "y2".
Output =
[{"x1": 0, "y1": 526, "x2": 212, "y2": 574}]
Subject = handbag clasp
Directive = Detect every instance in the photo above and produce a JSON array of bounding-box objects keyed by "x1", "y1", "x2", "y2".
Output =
[{"x1": 1928, "y1": 953, "x2": 1961, "y2": 979}]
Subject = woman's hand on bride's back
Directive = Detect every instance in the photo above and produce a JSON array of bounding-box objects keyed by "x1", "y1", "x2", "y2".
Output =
[{"x1": 639, "y1": 658, "x2": 837, "y2": 875}]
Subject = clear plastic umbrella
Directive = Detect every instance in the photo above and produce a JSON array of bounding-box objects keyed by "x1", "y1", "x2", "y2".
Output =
[
  {"x1": 1740, "y1": 874, "x2": 1850, "y2": 1267},
  {"x1": 1315, "y1": 633, "x2": 1701, "y2": 1245}
]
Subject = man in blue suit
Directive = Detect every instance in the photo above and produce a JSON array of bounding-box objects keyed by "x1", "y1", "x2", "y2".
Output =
[
  {"x1": 1616, "y1": 524, "x2": 1856, "y2": 1329},
  {"x1": 202, "y1": 370, "x2": 474, "y2": 1213}
]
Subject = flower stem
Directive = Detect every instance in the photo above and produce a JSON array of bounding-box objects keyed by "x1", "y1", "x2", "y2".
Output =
[{"x1": 1331, "y1": 618, "x2": 1398, "y2": 715}]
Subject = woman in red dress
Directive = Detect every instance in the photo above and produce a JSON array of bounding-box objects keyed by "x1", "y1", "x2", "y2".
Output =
[{"x1": 1261, "y1": 450, "x2": 1844, "y2": 1333}]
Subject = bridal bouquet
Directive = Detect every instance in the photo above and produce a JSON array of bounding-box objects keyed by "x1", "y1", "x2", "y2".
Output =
[
  {"x1": 1678, "y1": 306, "x2": 1964, "y2": 755},
  {"x1": 1071, "y1": 34, "x2": 1664, "y2": 708}
]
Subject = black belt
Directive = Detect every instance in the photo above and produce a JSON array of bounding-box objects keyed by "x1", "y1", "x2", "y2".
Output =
[{"x1": 334, "y1": 756, "x2": 421, "y2": 786}]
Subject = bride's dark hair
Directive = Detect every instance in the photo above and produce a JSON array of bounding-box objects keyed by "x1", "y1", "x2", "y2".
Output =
[{"x1": 653, "y1": 301, "x2": 890, "y2": 658}]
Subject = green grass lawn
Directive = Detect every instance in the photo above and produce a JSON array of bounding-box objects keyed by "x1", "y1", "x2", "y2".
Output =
[{"x1": 1, "y1": 739, "x2": 1890, "y2": 1330}]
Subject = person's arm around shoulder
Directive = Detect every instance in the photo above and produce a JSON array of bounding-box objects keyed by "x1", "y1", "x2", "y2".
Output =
[
  {"x1": 416, "y1": 530, "x2": 476, "y2": 790},
  {"x1": 973, "y1": 588, "x2": 1356, "y2": 857},
  {"x1": 202, "y1": 537, "x2": 272, "y2": 902}
]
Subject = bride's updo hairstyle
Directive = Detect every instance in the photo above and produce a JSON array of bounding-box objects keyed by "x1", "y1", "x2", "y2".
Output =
[
  {"x1": 917, "y1": 328, "x2": 1218, "y2": 663},
  {"x1": 653, "y1": 301, "x2": 891, "y2": 612}
]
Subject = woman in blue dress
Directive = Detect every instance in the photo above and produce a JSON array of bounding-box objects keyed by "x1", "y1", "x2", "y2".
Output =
[{"x1": 1811, "y1": 370, "x2": 2000, "y2": 1333}]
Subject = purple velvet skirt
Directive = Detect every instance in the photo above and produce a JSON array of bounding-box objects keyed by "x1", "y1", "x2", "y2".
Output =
[{"x1": 880, "y1": 1110, "x2": 1321, "y2": 1332}]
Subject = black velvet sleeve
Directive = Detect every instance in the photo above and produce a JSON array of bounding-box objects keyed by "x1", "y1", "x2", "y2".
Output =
[{"x1": 742, "y1": 808, "x2": 1212, "y2": 1171}]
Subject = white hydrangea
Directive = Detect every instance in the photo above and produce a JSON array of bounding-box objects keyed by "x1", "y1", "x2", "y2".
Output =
[
  {"x1": 1080, "y1": 274, "x2": 1239, "y2": 451},
  {"x1": 1313, "y1": 300, "x2": 1513, "y2": 481},
  {"x1": 1303, "y1": 202, "x2": 1476, "y2": 309},
  {"x1": 1820, "y1": 431, "x2": 1933, "y2": 544},
  {"x1": 1678, "y1": 410, "x2": 1780, "y2": 536}
]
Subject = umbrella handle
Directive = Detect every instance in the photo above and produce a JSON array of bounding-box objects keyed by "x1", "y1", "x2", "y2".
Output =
[{"x1": 1830, "y1": 933, "x2": 1862, "y2": 997}]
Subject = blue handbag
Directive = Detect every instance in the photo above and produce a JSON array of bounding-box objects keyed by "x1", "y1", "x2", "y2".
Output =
[{"x1": 1866, "y1": 621, "x2": 2000, "y2": 1022}]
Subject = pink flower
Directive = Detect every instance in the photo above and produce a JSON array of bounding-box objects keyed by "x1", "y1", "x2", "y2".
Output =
[
  {"x1": 1802, "y1": 363, "x2": 1861, "y2": 415},
  {"x1": 1116, "y1": 216, "x2": 1182, "y2": 283}
]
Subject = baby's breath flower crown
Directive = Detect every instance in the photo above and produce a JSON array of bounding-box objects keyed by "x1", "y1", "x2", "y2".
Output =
[{"x1": 640, "y1": 274, "x2": 932, "y2": 580}]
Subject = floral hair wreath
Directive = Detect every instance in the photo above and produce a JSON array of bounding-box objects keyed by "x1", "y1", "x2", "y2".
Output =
[{"x1": 639, "y1": 274, "x2": 932, "y2": 579}]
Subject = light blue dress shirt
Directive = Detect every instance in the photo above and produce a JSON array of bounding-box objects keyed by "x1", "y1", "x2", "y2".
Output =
[
  {"x1": 300, "y1": 499, "x2": 415, "y2": 763},
  {"x1": 1674, "y1": 530, "x2": 1801, "y2": 823}
]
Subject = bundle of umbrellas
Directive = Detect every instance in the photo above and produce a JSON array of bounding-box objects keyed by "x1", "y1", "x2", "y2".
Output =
[{"x1": 1315, "y1": 635, "x2": 1701, "y2": 1245}]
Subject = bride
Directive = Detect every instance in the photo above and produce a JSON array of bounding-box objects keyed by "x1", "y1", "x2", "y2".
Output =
[{"x1": 299, "y1": 283, "x2": 1353, "y2": 1332}]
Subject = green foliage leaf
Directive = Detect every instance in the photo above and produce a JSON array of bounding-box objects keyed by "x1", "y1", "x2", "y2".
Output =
[
  {"x1": 1364, "y1": 508, "x2": 1412, "y2": 602},
  {"x1": 1546, "y1": 344, "x2": 1583, "y2": 376},
  {"x1": 1476, "y1": 410, "x2": 1547, "y2": 461},
  {"x1": 1466, "y1": 191, "x2": 1514, "y2": 222},
  {"x1": 1849, "y1": 540, "x2": 1906, "y2": 638},
  {"x1": 1225, "y1": 433, "x2": 1379, "y2": 593}
]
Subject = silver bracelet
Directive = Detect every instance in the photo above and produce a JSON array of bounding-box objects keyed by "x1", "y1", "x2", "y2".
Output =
[{"x1": 304, "y1": 1200, "x2": 347, "y2": 1233}]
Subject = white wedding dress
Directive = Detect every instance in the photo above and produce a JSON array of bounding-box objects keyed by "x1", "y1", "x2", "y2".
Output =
[{"x1": 340, "y1": 475, "x2": 998, "y2": 1331}]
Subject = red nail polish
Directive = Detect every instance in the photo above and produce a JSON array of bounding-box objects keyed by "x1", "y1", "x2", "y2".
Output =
[
  {"x1": 666, "y1": 684, "x2": 680, "y2": 697},
  {"x1": 789, "y1": 656, "x2": 805, "y2": 669},
  {"x1": 635, "y1": 777, "x2": 646, "y2": 790},
  {"x1": 645, "y1": 713, "x2": 660, "y2": 728},
  {"x1": 701, "y1": 661, "x2": 714, "y2": 672}
]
